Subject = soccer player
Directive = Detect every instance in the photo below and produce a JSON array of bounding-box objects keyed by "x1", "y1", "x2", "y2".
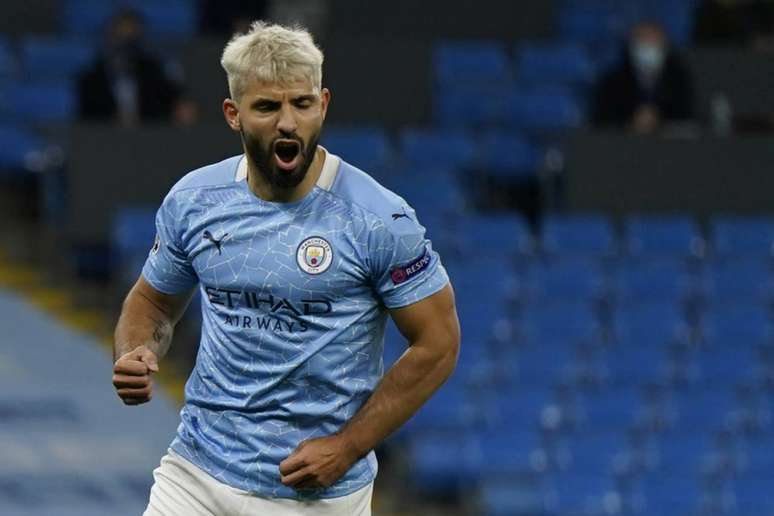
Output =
[{"x1": 112, "y1": 21, "x2": 460, "y2": 516}]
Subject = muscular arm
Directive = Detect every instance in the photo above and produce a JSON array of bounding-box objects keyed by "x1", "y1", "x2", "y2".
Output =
[
  {"x1": 112, "y1": 276, "x2": 194, "y2": 404},
  {"x1": 280, "y1": 283, "x2": 460, "y2": 487}
]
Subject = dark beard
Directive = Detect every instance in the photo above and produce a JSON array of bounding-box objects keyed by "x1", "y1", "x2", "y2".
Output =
[{"x1": 241, "y1": 129, "x2": 320, "y2": 189}]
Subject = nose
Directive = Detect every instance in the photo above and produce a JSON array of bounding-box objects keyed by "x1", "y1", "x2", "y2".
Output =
[{"x1": 276, "y1": 103, "x2": 297, "y2": 137}]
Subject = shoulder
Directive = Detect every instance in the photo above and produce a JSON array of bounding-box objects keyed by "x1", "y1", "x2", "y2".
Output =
[
  {"x1": 325, "y1": 157, "x2": 416, "y2": 236},
  {"x1": 168, "y1": 155, "x2": 243, "y2": 196}
]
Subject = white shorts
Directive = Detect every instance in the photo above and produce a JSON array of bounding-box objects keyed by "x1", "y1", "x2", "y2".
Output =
[{"x1": 144, "y1": 450, "x2": 373, "y2": 516}]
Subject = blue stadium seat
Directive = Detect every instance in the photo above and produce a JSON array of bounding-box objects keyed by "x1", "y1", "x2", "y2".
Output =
[
  {"x1": 391, "y1": 165, "x2": 467, "y2": 217},
  {"x1": 0, "y1": 37, "x2": 18, "y2": 79},
  {"x1": 408, "y1": 433, "x2": 482, "y2": 495},
  {"x1": 111, "y1": 206, "x2": 156, "y2": 287},
  {"x1": 625, "y1": 215, "x2": 703, "y2": 258},
  {"x1": 732, "y1": 474, "x2": 774, "y2": 516},
  {"x1": 525, "y1": 258, "x2": 606, "y2": 302},
  {"x1": 514, "y1": 43, "x2": 596, "y2": 88},
  {"x1": 694, "y1": 347, "x2": 755, "y2": 386},
  {"x1": 672, "y1": 390, "x2": 734, "y2": 430},
  {"x1": 63, "y1": 0, "x2": 197, "y2": 38},
  {"x1": 457, "y1": 213, "x2": 533, "y2": 257},
  {"x1": 433, "y1": 41, "x2": 511, "y2": 90},
  {"x1": 556, "y1": 5, "x2": 627, "y2": 46},
  {"x1": 540, "y1": 214, "x2": 617, "y2": 258},
  {"x1": 615, "y1": 301, "x2": 686, "y2": 348},
  {"x1": 606, "y1": 344, "x2": 668, "y2": 385},
  {"x1": 473, "y1": 426, "x2": 543, "y2": 475},
  {"x1": 703, "y1": 304, "x2": 771, "y2": 349},
  {"x1": 479, "y1": 474, "x2": 549, "y2": 516},
  {"x1": 474, "y1": 131, "x2": 542, "y2": 179},
  {"x1": 636, "y1": 470, "x2": 702, "y2": 515},
  {"x1": 520, "y1": 301, "x2": 600, "y2": 345},
  {"x1": 435, "y1": 89, "x2": 505, "y2": 127},
  {"x1": 705, "y1": 258, "x2": 773, "y2": 302},
  {"x1": 0, "y1": 81, "x2": 77, "y2": 124},
  {"x1": 398, "y1": 127, "x2": 476, "y2": 169},
  {"x1": 547, "y1": 470, "x2": 619, "y2": 515},
  {"x1": 21, "y1": 36, "x2": 95, "y2": 80},
  {"x1": 405, "y1": 376, "x2": 479, "y2": 433},
  {"x1": 615, "y1": 260, "x2": 693, "y2": 303},
  {"x1": 321, "y1": 127, "x2": 392, "y2": 173},
  {"x1": 0, "y1": 124, "x2": 46, "y2": 171},
  {"x1": 711, "y1": 216, "x2": 774, "y2": 258},
  {"x1": 574, "y1": 388, "x2": 642, "y2": 431},
  {"x1": 504, "y1": 89, "x2": 583, "y2": 132}
]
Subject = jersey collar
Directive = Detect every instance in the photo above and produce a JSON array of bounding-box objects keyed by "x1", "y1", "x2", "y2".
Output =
[{"x1": 234, "y1": 146, "x2": 341, "y2": 192}]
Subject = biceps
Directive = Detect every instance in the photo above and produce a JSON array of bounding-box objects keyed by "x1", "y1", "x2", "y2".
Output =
[{"x1": 389, "y1": 283, "x2": 460, "y2": 347}]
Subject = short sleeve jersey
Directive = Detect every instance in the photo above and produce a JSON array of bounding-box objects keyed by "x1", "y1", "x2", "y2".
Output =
[{"x1": 142, "y1": 148, "x2": 449, "y2": 499}]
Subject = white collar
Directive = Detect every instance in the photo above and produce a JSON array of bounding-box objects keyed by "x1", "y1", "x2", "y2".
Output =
[{"x1": 234, "y1": 146, "x2": 340, "y2": 192}]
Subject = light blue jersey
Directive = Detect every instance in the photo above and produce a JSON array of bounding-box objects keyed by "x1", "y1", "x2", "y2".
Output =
[{"x1": 142, "y1": 148, "x2": 449, "y2": 499}]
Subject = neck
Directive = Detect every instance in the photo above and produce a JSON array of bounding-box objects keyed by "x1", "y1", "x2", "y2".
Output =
[{"x1": 246, "y1": 147, "x2": 325, "y2": 203}]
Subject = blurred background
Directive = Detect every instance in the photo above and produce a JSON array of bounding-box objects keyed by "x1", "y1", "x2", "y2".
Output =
[{"x1": 1, "y1": 0, "x2": 774, "y2": 515}]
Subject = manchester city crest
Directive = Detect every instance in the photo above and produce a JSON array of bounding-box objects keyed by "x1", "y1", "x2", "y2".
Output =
[{"x1": 296, "y1": 236, "x2": 333, "y2": 274}]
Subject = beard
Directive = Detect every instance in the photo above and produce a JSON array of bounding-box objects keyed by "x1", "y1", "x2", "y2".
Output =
[{"x1": 241, "y1": 128, "x2": 320, "y2": 189}]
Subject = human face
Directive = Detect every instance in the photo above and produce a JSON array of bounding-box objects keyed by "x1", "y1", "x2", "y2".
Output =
[{"x1": 226, "y1": 80, "x2": 330, "y2": 190}]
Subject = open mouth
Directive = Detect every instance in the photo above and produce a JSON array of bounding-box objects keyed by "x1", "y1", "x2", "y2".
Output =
[{"x1": 274, "y1": 140, "x2": 301, "y2": 171}]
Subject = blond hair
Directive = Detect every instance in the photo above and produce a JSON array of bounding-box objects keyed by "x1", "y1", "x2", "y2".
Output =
[{"x1": 220, "y1": 21, "x2": 324, "y2": 101}]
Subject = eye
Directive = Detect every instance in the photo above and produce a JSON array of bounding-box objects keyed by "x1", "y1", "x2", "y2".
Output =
[
  {"x1": 294, "y1": 99, "x2": 312, "y2": 109},
  {"x1": 253, "y1": 101, "x2": 280, "y2": 112}
]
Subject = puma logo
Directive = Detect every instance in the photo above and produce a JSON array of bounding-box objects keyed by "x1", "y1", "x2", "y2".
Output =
[
  {"x1": 392, "y1": 209, "x2": 411, "y2": 221},
  {"x1": 203, "y1": 230, "x2": 228, "y2": 255}
]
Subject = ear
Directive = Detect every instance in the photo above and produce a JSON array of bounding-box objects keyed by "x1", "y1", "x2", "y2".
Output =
[
  {"x1": 320, "y1": 88, "x2": 331, "y2": 122},
  {"x1": 223, "y1": 98, "x2": 241, "y2": 132}
]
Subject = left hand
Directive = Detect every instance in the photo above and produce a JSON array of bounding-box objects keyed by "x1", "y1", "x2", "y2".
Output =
[{"x1": 279, "y1": 434, "x2": 361, "y2": 489}]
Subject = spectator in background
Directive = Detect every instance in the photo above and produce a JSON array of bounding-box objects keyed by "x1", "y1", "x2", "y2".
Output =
[
  {"x1": 694, "y1": 0, "x2": 774, "y2": 50},
  {"x1": 78, "y1": 9, "x2": 197, "y2": 126},
  {"x1": 591, "y1": 21, "x2": 694, "y2": 134}
]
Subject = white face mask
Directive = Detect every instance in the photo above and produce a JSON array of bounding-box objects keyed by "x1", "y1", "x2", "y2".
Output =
[{"x1": 630, "y1": 43, "x2": 666, "y2": 76}]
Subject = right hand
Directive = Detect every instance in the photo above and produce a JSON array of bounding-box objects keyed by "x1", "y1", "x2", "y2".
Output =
[{"x1": 113, "y1": 345, "x2": 159, "y2": 405}]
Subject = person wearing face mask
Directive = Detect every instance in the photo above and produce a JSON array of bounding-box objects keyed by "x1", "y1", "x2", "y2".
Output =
[
  {"x1": 591, "y1": 21, "x2": 695, "y2": 133},
  {"x1": 78, "y1": 9, "x2": 198, "y2": 126}
]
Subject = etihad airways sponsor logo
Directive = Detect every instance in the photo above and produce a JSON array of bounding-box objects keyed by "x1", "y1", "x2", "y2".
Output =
[{"x1": 204, "y1": 287, "x2": 332, "y2": 316}]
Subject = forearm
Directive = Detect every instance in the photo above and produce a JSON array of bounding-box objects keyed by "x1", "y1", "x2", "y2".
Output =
[
  {"x1": 338, "y1": 337, "x2": 458, "y2": 458},
  {"x1": 113, "y1": 285, "x2": 175, "y2": 361}
]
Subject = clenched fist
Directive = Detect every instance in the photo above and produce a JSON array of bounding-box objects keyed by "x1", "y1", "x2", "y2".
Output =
[{"x1": 113, "y1": 345, "x2": 159, "y2": 405}]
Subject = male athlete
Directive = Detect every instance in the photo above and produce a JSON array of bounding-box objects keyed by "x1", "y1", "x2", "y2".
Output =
[{"x1": 112, "y1": 21, "x2": 460, "y2": 515}]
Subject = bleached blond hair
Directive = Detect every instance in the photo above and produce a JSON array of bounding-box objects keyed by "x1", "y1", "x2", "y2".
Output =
[{"x1": 220, "y1": 21, "x2": 324, "y2": 102}]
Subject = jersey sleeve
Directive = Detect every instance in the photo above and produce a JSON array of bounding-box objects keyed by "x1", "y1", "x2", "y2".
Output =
[
  {"x1": 369, "y1": 206, "x2": 449, "y2": 309},
  {"x1": 141, "y1": 192, "x2": 198, "y2": 294}
]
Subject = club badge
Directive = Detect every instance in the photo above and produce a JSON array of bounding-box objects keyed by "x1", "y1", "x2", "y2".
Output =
[{"x1": 297, "y1": 236, "x2": 333, "y2": 274}]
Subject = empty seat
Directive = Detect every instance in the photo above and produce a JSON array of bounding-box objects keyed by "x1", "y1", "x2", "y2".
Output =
[
  {"x1": 547, "y1": 470, "x2": 619, "y2": 515},
  {"x1": 435, "y1": 89, "x2": 505, "y2": 127},
  {"x1": 457, "y1": 214, "x2": 533, "y2": 257},
  {"x1": 504, "y1": 89, "x2": 583, "y2": 132},
  {"x1": 704, "y1": 258, "x2": 773, "y2": 302},
  {"x1": 514, "y1": 43, "x2": 596, "y2": 88},
  {"x1": 0, "y1": 81, "x2": 76, "y2": 124},
  {"x1": 433, "y1": 41, "x2": 511, "y2": 89},
  {"x1": 574, "y1": 388, "x2": 642, "y2": 431},
  {"x1": 0, "y1": 124, "x2": 46, "y2": 171},
  {"x1": 478, "y1": 474, "x2": 549, "y2": 516},
  {"x1": 520, "y1": 301, "x2": 600, "y2": 347},
  {"x1": 703, "y1": 304, "x2": 771, "y2": 349},
  {"x1": 525, "y1": 258, "x2": 606, "y2": 302},
  {"x1": 21, "y1": 36, "x2": 94, "y2": 80},
  {"x1": 474, "y1": 131, "x2": 542, "y2": 178},
  {"x1": 615, "y1": 301, "x2": 687, "y2": 348},
  {"x1": 556, "y1": 5, "x2": 626, "y2": 46},
  {"x1": 615, "y1": 260, "x2": 694, "y2": 303},
  {"x1": 625, "y1": 215, "x2": 703, "y2": 259},
  {"x1": 540, "y1": 214, "x2": 616, "y2": 258},
  {"x1": 0, "y1": 37, "x2": 18, "y2": 79},
  {"x1": 711, "y1": 215, "x2": 774, "y2": 258},
  {"x1": 398, "y1": 127, "x2": 476, "y2": 169},
  {"x1": 62, "y1": 0, "x2": 197, "y2": 38},
  {"x1": 321, "y1": 127, "x2": 391, "y2": 172},
  {"x1": 408, "y1": 433, "x2": 481, "y2": 495}
]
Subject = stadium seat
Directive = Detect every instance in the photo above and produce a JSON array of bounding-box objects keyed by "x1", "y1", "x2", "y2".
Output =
[
  {"x1": 694, "y1": 347, "x2": 755, "y2": 386},
  {"x1": 478, "y1": 474, "x2": 549, "y2": 516},
  {"x1": 615, "y1": 301, "x2": 687, "y2": 349},
  {"x1": 62, "y1": 0, "x2": 197, "y2": 38},
  {"x1": 504, "y1": 89, "x2": 583, "y2": 132},
  {"x1": 524, "y1": 258, "x2": 606, "y2": 303},
  {"x1": 704, "y1": 258, "x2": 773, "y2": 303},
  {"x1": 547, "y1": 470, "x2": 620, "y2": 515},
  {"x1": 606, "y1": 344, "x2": 668, "y2": 385},
  {"x1": 514, "y1": 43, "x2": 596, "y2": 89},
  {"x1": 672, "y1": 389, "x2": 734, "y2": 430},
  {"x1": 405, "y1": 376, "x2": 479, "y2": 433},
  {"x1": 711, "y1": 215, "x2": 774, "y2": 258},
  {"x1": 625, "y1": 215, "x2": 703, "y2": 259},
  {"x1": 0, "y1": 80, "x2": 77, "y2": 124},
  {"x1": 457, "y1": 213, "x2": 533, "y2": 257},
  {"x1": 703, "y1": 303, "x2": 771, "y2": 349},
  {"x1": 615, "y1": 259, "x2": 694, "y2": 303},
  {"x1": 540, "y1": 214, "x2": 617, "y2": 258},
  {"x1": 556, "y1": 5, "x2": 626, "y2": 46},
  {"x1": 0, "y1": 124, "x2": 46, "y2": 171},
  {"x1": 473, "y1": 131, "x2": 543, "y2": 179},
  {"x1": 0, "y1": 37, "x2": 18, "y2": 79},
  {"x1": 21, "y1": 36, "x2": 95, "y2": 80},
  {"x1": 636, "y1": 470, "x2": 702, "y2": 515},
  {"x1": 321, "y1": 126, "x2": 392, "y2": 173},
  {"x1": 433, "y1": 41, "x2": 511, "y2": 90},
  {"x1": 111, "y1": 206, "x2": 156, "y2": 287},
  {"x1": 435, "y1": 89, "x2": 505, "y2": 128},
  {"x1": 398, "y1": 127, "x2": 476, "y2": 169},
  {"x1": 574, "y1": 388, "x2": 642, "y2": 431},
  {"x1": 408, "y1": 433, "x2": 482, "y2": 495},
  {"x1": 732, "y1": 473, "x2": 774, "y2": 516}
]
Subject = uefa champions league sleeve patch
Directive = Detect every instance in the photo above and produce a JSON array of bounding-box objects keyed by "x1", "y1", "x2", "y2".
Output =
[
  {"x1": 390, "y1": 248, "x2": 431, "y2": 285},
  {"x1": 297, "y1": 236, "x2": 334, "y2": 274}
]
